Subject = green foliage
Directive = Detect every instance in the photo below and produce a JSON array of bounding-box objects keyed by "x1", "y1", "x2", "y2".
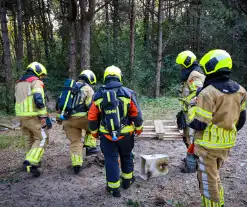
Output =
[
  {"x1": 139, "y1": 96, "x2": 180, "y2": 120},
  {"x1": 126, "y1": 199, "x2": 141, "y2": 207},
  {"x1": 2, "y1": 0, "x2": 247, "y2": 114},
  {"x1": 0, "y1": 134, "x2": 26, "y2": 149}
]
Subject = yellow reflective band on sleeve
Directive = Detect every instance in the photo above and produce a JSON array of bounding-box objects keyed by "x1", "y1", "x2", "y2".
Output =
[
  {"x1": 72, "y1": 112, "x2": 87, "y2": 117},
  {"x1": 62, "y1": 80, "x2": 74, "y2": 113},
  {"x1": 84, "y1": 134, "x2": 96, "y2": 147},
  {"x1": 183, "y1": 91, "x2": 197, "y2": 104},
  {"x1": 189, "y1": 106, "x2": 212, "y2": 122},
  {"x1": 107, "y1": 92, "x2": 111, "y2": 102},
  {"x1": 71, "y1": 153, "x2": 83, "y2": 166},
  {"x1": 189, "y1": 80, "x2": 203, "y2": 91},
  {"x1": 108, "y1": 180, "x2": 120, "y2": 189},
  {"x1": 135, "y1": 125, "x2": 143, "y2": 130},
  {"x1": 121, "y1": 172, "x2": 133, "y2": 179},
  {"x1": 241, "y1": 102, "x2": 246, "y2": 111},
  {"x1": 110, "y1": 119, "x2": 115, "y2": 130},
  {"x1": 90, "y1": 129, "x2": 98, "y2": 134},
  {"x1": 94, "y1": 98, "x2": 103, "y2": 106},
  {"x1": 38, "y1": 108, "x2": 47, "y2": 116},
  {"x1": 32, "y1": 88, "x2": 43, "y2": 93}
]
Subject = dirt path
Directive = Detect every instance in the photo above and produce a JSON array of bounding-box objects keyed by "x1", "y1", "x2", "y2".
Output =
[{"x1": 1, "y1": 123, "x2": 247, "y2": 207}]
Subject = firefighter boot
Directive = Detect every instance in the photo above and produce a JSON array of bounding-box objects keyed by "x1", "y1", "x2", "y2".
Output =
[
  {"x1": 23, "y1": 160, "x2": 41, "y2": 177},
  {"x1": 181, "y1": 153, "x2": 197, "y2": 173},
  {"x1": 122, "y1": 176, "x2": 135, "y2": 189},
  {"x1": 86, "y1": 146, "x2": 100, "y2": 156},
  {"x1": 106, "y1": 186, "x2": 121, "y2": 197},
  {"x1": 73, "y1": 165, "x2": 81, "y2": 174}
]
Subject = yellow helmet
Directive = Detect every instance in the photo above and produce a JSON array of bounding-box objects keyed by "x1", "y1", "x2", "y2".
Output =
[
  {"x1": 200, "y1": 49, "x2": 232, "y2": 75},
  {"x1": 79, "y1": 69, "x2": 97, "y2": 85},
  {"x1": 27, "y1": 62, "x2": 47, "y2": 77},
  {"x1": 176, "y1": 50, "x2": 197, "y2": 68},
  {"x1": 103, "y1": 65, "x2": 122, "y2": 82}
]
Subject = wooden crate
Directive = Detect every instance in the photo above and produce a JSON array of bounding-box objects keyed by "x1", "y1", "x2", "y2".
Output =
[{"x1": 139, "y1": 120, "x2": 182, "y2": 141}]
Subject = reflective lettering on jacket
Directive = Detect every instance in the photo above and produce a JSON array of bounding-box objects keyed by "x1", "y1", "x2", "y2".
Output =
[
  {"x1": 179, "y1": 70, "x2": 205, "y2": 112},
  {"x1": 188, "y1": 85, "x2": 247, "y2": 149},
  {"x1": 15, "y1": 78, "x2": 47, "y2": 116}
]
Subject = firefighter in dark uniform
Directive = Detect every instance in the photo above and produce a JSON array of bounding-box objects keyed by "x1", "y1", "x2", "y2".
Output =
[{"x1": 88, "y1": 66, "x2": 143, "y2": 197}]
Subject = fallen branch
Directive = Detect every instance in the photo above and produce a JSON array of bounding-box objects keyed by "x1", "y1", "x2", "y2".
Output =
[{"x1": 0, "y1": 123, "x2": 19, "y2": 130}]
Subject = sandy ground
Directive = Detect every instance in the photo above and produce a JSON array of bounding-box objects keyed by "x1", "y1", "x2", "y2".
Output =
[{"x1": 0, "y1": 122, "x2": 247, "y2": 207}]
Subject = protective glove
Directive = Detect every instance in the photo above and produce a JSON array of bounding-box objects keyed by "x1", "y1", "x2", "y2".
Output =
[
  {"x1": 40, "y1": 117, "x2": 47, "y2": 128},
  {"x1": 56, "y1": 117, "x2": 63, "y2": 125},
  {"x1": 135, "y1": 126, "x2": 143, "y2": 136},
  {"x1": 46, "y1": 117, "x2": 52, "y2": 130},
  {"x1": 91, "y1": 132, "x2": 99, "y2": 139}
]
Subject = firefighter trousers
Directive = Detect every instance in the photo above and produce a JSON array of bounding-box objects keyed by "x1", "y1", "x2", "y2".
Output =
[
  {"x1": 194, "y1": 144, "x2": 229, "y2": 207},
  {"x1": 100, "y1": 134, "x2": 134, "y2": 189},
  {"x1": 20, "y1": 117, "x2": 48, "y2": 166},
  {"x1": 63, "y1": 116, "x2": 96, "y2": 166}
]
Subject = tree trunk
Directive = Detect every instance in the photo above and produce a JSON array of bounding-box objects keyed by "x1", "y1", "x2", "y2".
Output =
[
  {"x1": 129, "y1": 0, "x2": 135, "y2": 82},
  {"x1": 80, "y1": 17, "x2": 91, "y2": 71},
  {"x1": 31, "y1": 16, "x2": 40, "y2": 61},
  {"x1": 1, "y1": 1, "x2": 14, "y2": 113},
  {"x1": 113, "y1": 0, "x2": 119, "y2": 64},
  {"x1": 195, "y1": 0, "x2": 201, "y2": 55},
  {"x1": 79, "y1": 0, "x2": 95, "y2": 72},
  {"x1": 24, "y1": 17, "x2": 33, "y2": 63},
  {"x1": 143, "y1": 0, "x2": 150, "y2": 48},
  {"x1": 155, "y1": 0, "x2": 163, "y2": 98},
  {"x1": 105, "y1": 0, "x2": 110, "y2": 66},
  {"x1": 16, "y1": 0, "x2": 23, "y2": 75},
  {"x1": 69, "y1": 21, "x2": 77, "y2": 79},
  {"x1": 38, "y1": 0, "x2": 49, "y2": 59}
]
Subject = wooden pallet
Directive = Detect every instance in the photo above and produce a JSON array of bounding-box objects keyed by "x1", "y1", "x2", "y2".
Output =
[{"x1": 139, "y1": 120, "x2": 182, "y2": 141}]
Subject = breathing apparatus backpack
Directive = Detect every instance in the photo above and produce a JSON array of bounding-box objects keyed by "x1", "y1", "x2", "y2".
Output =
[
  {"x1": 101, "y1": 89, "x2": 121, "y2": 141},
  {"x1": 57, "y1": 79, "x2": 86, "y2": 120}
]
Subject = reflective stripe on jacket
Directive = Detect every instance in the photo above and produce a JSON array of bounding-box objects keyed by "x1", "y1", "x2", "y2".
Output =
[
  {"x1": 15, "y1": 77, "x2": 47, "y2": 116},
  {"x1": 189, "y1": 84, "x2": 246, "y2": 149},
  {"x1": 179, "y1": 70, "x2": 205, "y2": 112}
]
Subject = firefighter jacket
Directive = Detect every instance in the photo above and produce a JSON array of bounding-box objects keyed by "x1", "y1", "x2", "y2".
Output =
[
  {"x1": 179, "y1": 65, "x2": 205, "y2": 112},
  {"x1": 15, "y1": 74, "x2": 47, "y2": 117},
  {"x1": 71, "y1": 81, "x2": 94, "y2": 117},
  {"x1": 188, "y1": 78, "x2": 246, "y2": 149},
  {"x1": 88, "y1": 81, "x2": 143, "y2": 140}
]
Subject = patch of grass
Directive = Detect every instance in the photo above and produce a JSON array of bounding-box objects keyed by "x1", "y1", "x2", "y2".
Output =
[
  {"x1": 0, "y1": 134, "x2": 26, "y2": 149},
  {"x1": 139, "y1": 96, "x2": 180, "y2": 120},
  {"x1": 166, "y1": 199, "x2": 185, "y2": 207},
  {"x1": 126, "y1": 199, "x2": 141, "y2": 207}
]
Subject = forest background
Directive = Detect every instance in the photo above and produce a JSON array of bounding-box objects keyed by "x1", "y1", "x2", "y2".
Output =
[{"x1": 1, "y1": 0, "x2": 247, "y2": 114}]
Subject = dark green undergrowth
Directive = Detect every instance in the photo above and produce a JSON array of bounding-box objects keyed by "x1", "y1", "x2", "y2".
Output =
[{"x1": 0, "y1": 134, "x2": 26, "y2": 149}]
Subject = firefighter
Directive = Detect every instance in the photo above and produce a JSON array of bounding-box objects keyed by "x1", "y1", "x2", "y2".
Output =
[
  {"x1": 61, "y1": 70, "x2": 100, "y2": 174},
  {"x1": 188, "y1": 49, "x2": 246, "y2": 207},
  {"x1": 175, "y1": 50, "x2": 205, "y2": 173},
  {"x1": 88, "y1": 66, "x2": 143, "y2": 197},
  {"x1": 15, "y1": 62, "x2": 52, "y2": 177}
]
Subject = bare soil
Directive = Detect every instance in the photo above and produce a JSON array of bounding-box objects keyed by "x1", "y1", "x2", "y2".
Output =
[{"x1": 0, "y1": 122, "x2": 247, "y2": 207}]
